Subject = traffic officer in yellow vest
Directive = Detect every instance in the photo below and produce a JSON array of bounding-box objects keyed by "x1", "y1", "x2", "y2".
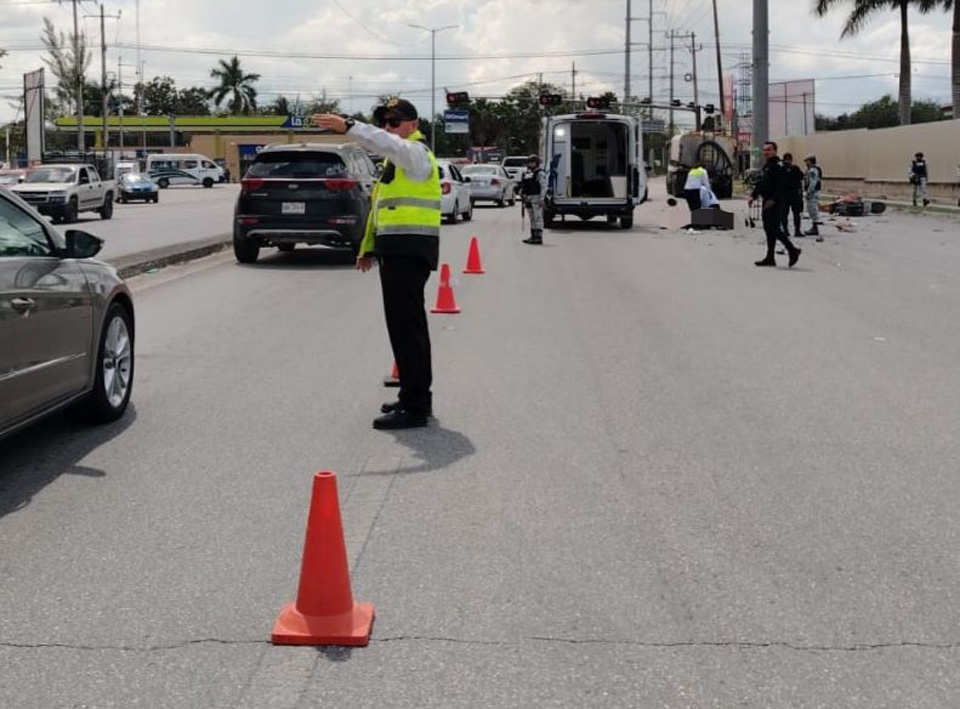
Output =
[
  {"x1": 682, "y1": 161, "x2": 710, "y2": 212},
  {"x1": 313, "y1": 98, "x2": 441, "y2": 430}
]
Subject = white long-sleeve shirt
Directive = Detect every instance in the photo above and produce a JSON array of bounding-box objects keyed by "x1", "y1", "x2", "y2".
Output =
[
  {"x1": 683, "y1": 167, "x2": 710, "y2": 191},
  {"x1": 346, "y1": 122, "x2": 432, "y2": 181}
]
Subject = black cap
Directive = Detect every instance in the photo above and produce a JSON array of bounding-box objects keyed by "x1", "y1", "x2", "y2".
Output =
[{"x1": 373, "y1": 97, "x2": 419, "y2": 124}]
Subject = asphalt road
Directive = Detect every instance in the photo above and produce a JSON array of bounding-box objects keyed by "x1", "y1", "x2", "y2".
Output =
[
  {"x1": 54, "y1": 183, "x2": 239, "y2": 261},
  {"x1": 2, "y1": 183, "x2": 960, "y2": 707}
]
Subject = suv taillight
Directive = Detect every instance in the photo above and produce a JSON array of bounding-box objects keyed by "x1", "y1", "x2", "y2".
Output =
[
  {"x1": 324, "y1": 178, "x2": 358, "y2": 192},
  {"x1": 241, "y1": 178, "x2": 264, "y2": 192},
  {"x1": 441, "y1": 182, "x2": 451, "y2": 195},
  {"x1": 490, "y1": 178, "x2": 500, "y2": 186}
]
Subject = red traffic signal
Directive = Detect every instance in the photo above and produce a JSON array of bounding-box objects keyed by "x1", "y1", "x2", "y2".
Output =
[
  {"x1": 539, "y1": 93, "x2": 563, "y2": 106},
  {"x1": 446, "y1": 91, "x2": 470, "y2": 105},
  {"x1": 586, "y1": 96, "x2": 612, "y2": 110}
]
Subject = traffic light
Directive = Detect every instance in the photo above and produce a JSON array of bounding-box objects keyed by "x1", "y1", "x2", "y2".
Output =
[
  {"x1": 446, "y1": 91, "x2": 470, "y2": 106},
  {"x1": 704, "y1": 103, "x2": 716, "y2": 115},
  {"x1": 539, "y1": 93, "x2": 563, "y2": 106},
  {"x1": 670, "y1": 99, "x2": 682, "y2": 107},
  {"x1": 586, "y1": 95, "x2": 613, "y2": 110}
]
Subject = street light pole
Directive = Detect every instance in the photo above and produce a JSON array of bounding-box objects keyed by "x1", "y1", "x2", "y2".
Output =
[
  {"x1": 409, "y1": 23, "x2": 458, "y2": 152},
  {"x1": 752, "y1": 0, "x2": 769, "y2": 168}
]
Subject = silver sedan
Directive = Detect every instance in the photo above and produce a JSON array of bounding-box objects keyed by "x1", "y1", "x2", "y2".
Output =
[
  {"x1": 461, "y1": 165, "x2": 517, "y2": 207},
  {"x1": 0, "y1": 188, "x2": 135, "y2": 439}
]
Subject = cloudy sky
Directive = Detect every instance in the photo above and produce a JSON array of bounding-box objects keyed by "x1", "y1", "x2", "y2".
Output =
[{"x1": 0, "y1": 0, "x2": 953, "y2": 126}]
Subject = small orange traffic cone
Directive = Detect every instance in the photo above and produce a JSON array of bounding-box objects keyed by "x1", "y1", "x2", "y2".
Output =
[
  {"x1": 383, "y1": 361, "x2": 400, "y2": 388},
  {"x1": 272, "y1": 471, "x2": 375, "y2": 646},
  {"x1": 430, "y1": 263, "x2": 461, "y2": 314},
  {"x1": 463, "y1": 236, "x2": 485, "y2": 274}
]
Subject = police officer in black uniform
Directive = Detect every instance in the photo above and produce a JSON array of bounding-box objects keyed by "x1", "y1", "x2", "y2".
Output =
[
  {"x1": 779, "y1": 153, "x2": 804, "y2": 237},
  {"x1": 517, "y1": 154, "x2": 547, "y2": 244},
  {"x1": 750, "y1": 141, "x2": 801, "y2": 268}
]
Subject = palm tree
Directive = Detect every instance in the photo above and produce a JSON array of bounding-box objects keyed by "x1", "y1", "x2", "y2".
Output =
[
  {"x1": 209, "y1": 56, "x2": 260, "y2": 115},
  {"x1": 815, "y1": 0, "x2": 941, "y2": 126}
]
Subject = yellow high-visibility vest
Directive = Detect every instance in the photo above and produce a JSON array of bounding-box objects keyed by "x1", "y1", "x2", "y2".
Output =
[{"x1": 359, "y1": 130, "x2": 440, "y2": 257}]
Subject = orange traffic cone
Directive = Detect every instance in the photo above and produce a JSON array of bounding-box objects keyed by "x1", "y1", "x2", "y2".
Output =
[
  {"x1": 272, "y1": 471, "x2": 375, "y2": 646},
  {"x1": 463, "y1": 236, "x2": 485, "y2": 274},
  {"x1": 383, "y1": 361, "x2": 400, "y2": 388},
  {"x1": 430, "y1": 263, "x2": 461, "y2": 314}
]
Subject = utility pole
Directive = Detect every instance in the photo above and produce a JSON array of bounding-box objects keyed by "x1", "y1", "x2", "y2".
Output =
[
  {"x1": 712, "y1": 0, "x2": 726, "y2": 132},
  {"x1": 668, "y1": 30, "x2": 675, "y2": 135},
  {"x1": 117, "y1": 57, "x2": 124, "y2": 149},
  {"x1": 409, "y1": 23, "x2": 458, "y2": 152},
  {"x1": 752, "y1": 0, "x2": 769, "y2": 167},
  {"x1": 571, "y1": 62, "x2": 577, "y2": 102},
  {"x1": 648, "y1": 0, "x2": 654, "y2": 106},
  {"x1": 99, "y1": 5, "x2": 108, "y2": 151},
  {"x1": 71, "y1": 0, "x2": 84, "y2": 151},
  {"x1": 136, "y1": 0, "x2": 145, "y2": 154},
  {"x1": 624, "y1": 0, "x2": 631, "y2": 105},
  {"x1": 690, "y1": 32, "x2": 700, "y2": 109}
]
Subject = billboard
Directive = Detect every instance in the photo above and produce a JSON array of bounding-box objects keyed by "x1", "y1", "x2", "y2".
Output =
[
  {"x1": 769, "y1": 79, "x2": 816, "y2": 137},
  {"x1": 444, "y1": 109, "x2": 469, "y2": 135},
  {"x1": 23, "y1": 69, "x2": 45, "y2": 164}
]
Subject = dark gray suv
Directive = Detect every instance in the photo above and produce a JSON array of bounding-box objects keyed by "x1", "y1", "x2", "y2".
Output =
[
  {"x1": 0, "y1": 188, "x2": 135, "y2": 439},
  {"x1": 233, "y1": 143, "x2": 376, "y2": 263}
]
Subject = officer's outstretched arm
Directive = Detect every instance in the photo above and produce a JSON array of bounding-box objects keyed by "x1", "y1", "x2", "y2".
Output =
[{"x1": 347, "y1": 123, "x2": 433, "y2": 182}]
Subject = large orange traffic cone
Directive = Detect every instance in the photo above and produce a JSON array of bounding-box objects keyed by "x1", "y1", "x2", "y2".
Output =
[
  {"x1": 383, "y1": 361, "x2": 400, "y2": 388},
  {"x1": 430, "y1": 263, "x2": 461, "y2": 314},
  {"x1": 272, "y1": 471, "x2": 375, "y2": 646},
  {"x1": 463, "y1": 236, "x2": 485, "y2": 274}
]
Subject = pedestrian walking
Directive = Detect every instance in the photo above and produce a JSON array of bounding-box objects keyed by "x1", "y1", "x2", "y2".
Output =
[
  {"x1": 683, "y1": 161, "x2": 710, "y2": 212},
  {"x1": 779, "y1": 153, "x2": 804, "y2": 237},
  {"x1": 750, "y1": 141, "x2": 801, "y2": 269},
  {"x1": 803, "y1": 154, "x2": 823, "y2": 241},
  {"x1": 517, "y1": 154, "x2": 547, "y2": 245},
  {"x1": 313, "y1": 98, "x2": 441, "y2": 430},
  {"x1": 910, "y1": 152, "x2": 930, "y2": 207}
]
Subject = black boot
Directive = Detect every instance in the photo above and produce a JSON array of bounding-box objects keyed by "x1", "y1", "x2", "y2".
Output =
[{"x1": 523, "y1": 229, "x2": 542, "y2": 245}]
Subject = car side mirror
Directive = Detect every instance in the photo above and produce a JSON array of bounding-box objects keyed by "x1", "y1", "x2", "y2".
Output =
[
  {"x1": 464, "y1": 177, "x2": 472, "y2": 183},
  {"x1": 64, "y1": 229, "x2": 103, "y2": 259}
]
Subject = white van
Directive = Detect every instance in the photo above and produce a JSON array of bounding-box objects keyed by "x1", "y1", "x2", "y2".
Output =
[
  {"x1": 146, "y1": 153, "x2": 224, "y2": 189},
  {"x1": 542, "y1": 112, "x2": 646, "y2": 229}
]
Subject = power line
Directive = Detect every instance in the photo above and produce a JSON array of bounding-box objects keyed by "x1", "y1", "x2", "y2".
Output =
[{"x1": 328, "y1": 0, "x2": 398, "y2": 46}]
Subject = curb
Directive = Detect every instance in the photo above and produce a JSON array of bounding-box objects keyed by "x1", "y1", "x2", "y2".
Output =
[{"x1": 111, "y1": 234, "x2": 232, "y2": 279}]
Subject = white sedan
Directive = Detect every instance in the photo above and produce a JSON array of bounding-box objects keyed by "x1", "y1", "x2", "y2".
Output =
[
  {"x1": 437, "y1": 160, "x2": 473, "y2": 224},
  {"x1": 461, "y1": 165, "x2": 516, "y2": 207}
]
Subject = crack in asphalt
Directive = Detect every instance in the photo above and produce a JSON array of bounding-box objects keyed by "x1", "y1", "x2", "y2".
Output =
[{"x1": 2, "y1": 636, "x2": 959, "y2": 654}]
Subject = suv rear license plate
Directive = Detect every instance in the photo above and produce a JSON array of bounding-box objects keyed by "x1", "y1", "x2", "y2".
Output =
[{"x1": 282, "y1": 202, "x2": 306, "y2": 215}]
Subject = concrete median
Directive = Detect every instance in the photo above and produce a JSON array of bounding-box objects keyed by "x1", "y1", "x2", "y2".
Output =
[{"x1": 111, "y1": 234, "x2": 232, "y2": 279}]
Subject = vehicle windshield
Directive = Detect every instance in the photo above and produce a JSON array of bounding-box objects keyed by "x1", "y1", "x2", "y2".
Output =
[
  {"x1": 24, "y1": 167, "x2": 76, "y2": 183},
  {"x1": 462, "y1": 166, "x2": 499, "y2": 175},
  {"x1": 122, "y1": 174, "x2": 153, "y2": 184},
  {"x1": 246, "y1": 152, "x2": 346, "y2": 179},
  {"x1": 0, "y1": 173, "x2": 22, "y2": 185},
  {"x1": 502, "y1": 158, "x2": 527, "y2": 167}
]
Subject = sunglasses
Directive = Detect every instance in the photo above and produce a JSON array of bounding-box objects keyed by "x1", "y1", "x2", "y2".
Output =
[{"x1": 379, "y1": 116, "x2": 404, "y2": 128}]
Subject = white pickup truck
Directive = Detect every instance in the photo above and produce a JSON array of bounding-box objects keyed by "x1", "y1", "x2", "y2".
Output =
[{"x1": 11, "y1": 163, "x2": 116, "y2": 223}]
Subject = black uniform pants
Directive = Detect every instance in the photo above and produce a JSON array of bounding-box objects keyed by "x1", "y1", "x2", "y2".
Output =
[
  {"x1": 780, "y1": 194, "x2": 803, "y2": 235},
  {"x1": 683, "y1": 189, "x2": 702, "y2": 212},
  {"x1": 379, "y1": 255, "x2": 432, "y2": 415},
  {"x1": 763, "y1": 203, "x2": 797, "y2": 260}
]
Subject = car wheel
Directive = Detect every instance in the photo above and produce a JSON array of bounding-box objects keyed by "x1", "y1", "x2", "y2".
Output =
[
  {"x1": 277, "y1": 244, "x2": 295, "y2": 252},
  {"x1": 153, "y1": 195, "x2": 159, "y2": 203},
  {"x1": 203, "y1": 177, "x2": 214, "y2": 188},
  {"x1": 544, "y1": 209, "x2": 555, "y2": 228},
  {"x1": 620, "y1": 214, "x2": 634, "y2": 230},
  {"x1": 462, "y1": 200, "x2": 473, "y2": 221},
  {"x1": 158, "y1": 178, "x2": 170, "y2": 189},
  {"x1": 72, "y1": 301, "x2": 134, "y2": 423},
  {"x1": 119, "y1": 195, "x2": 127, "y2": 204},
  {"x1": 497, "y1": 195, "x2": 505, "y2": 208},
  {"x1": 449, "y1": 200, "x2": 461, "y2": 224},
  {"x1": 234, "y1": 235, "x2": 260, "y2": 264},
  {"x1": 509, "y1": 194, "x2": 516, "y2": 207},
  {"x1": 64, "y1": 198, "x2": 79, "y2": 224},
  {"x1": 100, "y1": 195, "x2": 114, "y2": 220}
]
